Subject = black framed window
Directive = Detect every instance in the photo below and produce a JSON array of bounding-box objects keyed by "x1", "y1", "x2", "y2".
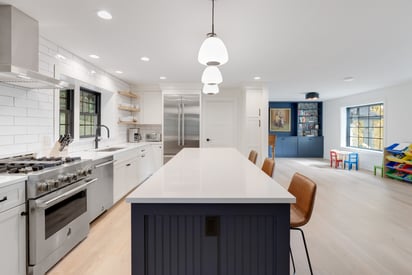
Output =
[
  {"x1": 59, "y1": 89, "x2": 74, "y2": 136},
  {"x1": 347, "y1": 103, "x2": 384, "y2": 151},
  {"x1": 80, "y1": 88, "x2": 101, "y2": 138}
]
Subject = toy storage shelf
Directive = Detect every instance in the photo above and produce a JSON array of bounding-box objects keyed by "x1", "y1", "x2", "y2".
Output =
[{"x1": 384, "y1": 143, "x2": 412, "y2": 183}]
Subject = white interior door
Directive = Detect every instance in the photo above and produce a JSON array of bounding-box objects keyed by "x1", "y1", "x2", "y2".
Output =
[{"x1": 202, "y1": 98, "x2": 237, "y2": 148}]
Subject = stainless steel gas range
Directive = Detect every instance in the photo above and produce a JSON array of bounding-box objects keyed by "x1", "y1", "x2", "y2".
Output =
[{"x1": 0, "y1": 154, "x2": 95, "y2": 275}]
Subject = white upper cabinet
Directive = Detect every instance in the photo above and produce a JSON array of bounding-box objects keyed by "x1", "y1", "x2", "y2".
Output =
[{"x1": 139, "y1": 92, "x2": 162, "y2": 124}]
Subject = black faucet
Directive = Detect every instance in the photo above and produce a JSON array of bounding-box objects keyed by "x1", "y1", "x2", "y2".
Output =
[{"x1": 95, "y1": 125, "x2": 110, "y2": 149}]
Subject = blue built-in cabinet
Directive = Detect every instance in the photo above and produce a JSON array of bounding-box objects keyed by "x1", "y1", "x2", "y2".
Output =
[{"x1": 269, "y1": 101, "x2": 323, "y2": 158}]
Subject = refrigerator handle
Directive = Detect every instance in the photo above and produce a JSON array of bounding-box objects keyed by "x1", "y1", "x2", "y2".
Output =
[
  {"x1": 181, "y1": 102, "x2": 185, "y2": 146},
  {"x1": 177, "y1": 102, "x2": 181, "y2": 146}
]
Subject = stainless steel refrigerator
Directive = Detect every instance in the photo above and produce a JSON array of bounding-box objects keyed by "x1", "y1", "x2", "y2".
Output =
[{"x1": 163, "y1": 94, "x2": 200, "y2": 163}]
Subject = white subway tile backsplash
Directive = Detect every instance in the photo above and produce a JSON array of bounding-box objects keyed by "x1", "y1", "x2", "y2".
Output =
[
  {"x1": 14, "y1": 135, "x2": 39, "y2": 144},
  {"x1": 14, "y1": 117, "x2": 28, "y2": 126},
  {"x1": 27, "y1": 126, "x2": 52, "y2": 135},
  {"x1": 0, "y1": 136, "x2": 13, "y2": 145},
  {"x1": 0, "y1": 144, "x2": 27, "y2": 157},
  {"x1": 27, "y1": 108, "x2": 53, "y2": 118},
  {"x1": 28, "y1": 117, "x2": 53, "y2": 126},
  {"x1": 15, "y1": 97, "x2": 37, "y2": 108},
  {"x1": 0, "y1": 95, "x2": 13, "y2": 106},
  {"x1": 0, "y1": 87, "x2": 27, "y2": 98},
  {"x1": 27, "y1": 91, "x2": 52, "y2": 102},
  {"x1": 0, "y1": 36, "x2": 130, "y2": 157},
  {"x1": 0, "y1": 126, "x2": 27, "y2": 135},
  {"x1": 38, "y1": 101, "x2": 53, "y2": 110},
  {"x1": 0, "y1": 106, "x2": 27, "y2": 117},
  {"x1": 0, "y1": 116, "x2": 13, "y2": 125}
]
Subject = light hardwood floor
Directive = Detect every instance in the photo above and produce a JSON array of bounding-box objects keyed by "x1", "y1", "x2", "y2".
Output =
[{"x1": 47, "y1": 158, "x2": 412, "y2": 275}]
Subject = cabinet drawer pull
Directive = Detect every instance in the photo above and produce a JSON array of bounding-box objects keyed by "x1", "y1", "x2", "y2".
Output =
[
  {"x1": 0, "y1": 196, "x2": 7, "y2": 203},
  {"x1": 126, "y1": 163, "x2": 131, "y2": 167},
  {"x1": 141, "y1": 154, "x2": 146, "y2": 158}
]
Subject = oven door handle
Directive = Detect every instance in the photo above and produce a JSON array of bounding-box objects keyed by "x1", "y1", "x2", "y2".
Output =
[
  {"x1": 36, "y1": 178, "x2": 97, "y2": 209},
  {"x1": 95, "y1": 160, "x2": 114, "y2": 168}
]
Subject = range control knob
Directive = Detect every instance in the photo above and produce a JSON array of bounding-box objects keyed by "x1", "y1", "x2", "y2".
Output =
[
  {"x1": 87, "y1": 168, "x2": 93, "y2": 175},
  {"x1": 37, "y1": 182, "x2": 48, "y2": 192},
  {"x1": 68, "y1": 173, "x2": 77, "y2": 181},
  {"x1": 46, "y1": 179, "x2": 58, "y2": 189},
  {"x1": 77, "y1": 169, "x2": 87, "y2": 177}
]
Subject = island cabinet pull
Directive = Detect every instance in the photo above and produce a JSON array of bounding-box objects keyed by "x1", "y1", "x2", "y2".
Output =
[
  {"x1": 0, "y1": 196, "x2": 7, "y2": 203},
  {"x1": 126, "y1": 163, "x2": 131, "y2": 167}
]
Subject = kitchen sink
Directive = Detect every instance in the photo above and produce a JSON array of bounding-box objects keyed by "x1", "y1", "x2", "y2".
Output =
[{"x1": 96, "y1": 147, "x2": 125, "y2": 152}]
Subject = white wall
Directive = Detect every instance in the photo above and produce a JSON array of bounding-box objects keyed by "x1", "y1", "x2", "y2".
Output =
[
  {"x1": 0, "y1": 36, "x2": 131, "y2": 157},
  {"x1": 324, "y1": 81, "x2": 412, "y2": 171}
]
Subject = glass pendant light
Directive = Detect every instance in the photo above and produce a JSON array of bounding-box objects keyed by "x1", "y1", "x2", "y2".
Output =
[
  {"x1": 201, "y1": 66, "x2": 223, "y2": 84},
  {"x1": 202, "y1": 84, "x2": 219, "y2": 95},
  {"x1": 198, "y1": 0, "x2": 228, "y2": 66}
]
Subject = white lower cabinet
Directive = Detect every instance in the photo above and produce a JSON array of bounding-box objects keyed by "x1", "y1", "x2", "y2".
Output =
[
  {"x1": 151, "y1": 144, "x2": 163, "y2": 171},
  {"x1": 113, "y1": 154, "x2": 139, "y2": 204},
  {"x1": 137, "y1": 145, "x2": 154, "y2": 183},
  {"x1": 112, "y1": 144, "x2": 162, "y2": 204},
  {"x1": 0, "y1": 180, "x2": 26, "y2": 275}
]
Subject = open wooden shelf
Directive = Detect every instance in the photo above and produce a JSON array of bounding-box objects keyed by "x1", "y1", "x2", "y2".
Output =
[
  {"x1": 118, "y1": 91, "x2": 139, "y2": 98},
  {"x1": 118, "y1": 120, "x2": 139, "y2": 125},
  {"x1": 118, "y1": 105, "x2": 140, "y2": 112}
]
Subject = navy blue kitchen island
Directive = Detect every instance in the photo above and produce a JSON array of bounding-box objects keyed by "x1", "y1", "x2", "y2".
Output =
[{"x1": 127, "y1": 148, "x2": 295, "y2": 275}]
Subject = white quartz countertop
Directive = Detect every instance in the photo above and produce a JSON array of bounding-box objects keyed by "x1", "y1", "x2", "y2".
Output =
[
  {"x1": 126, "y1": 148, "x2": 295, "y2": 204},
  {"x1": 70, "y1": 142, "x2": 161, "y2": 160},
  {"x1": 0, "y1": 175, "x2": 27, "y2": 188}
]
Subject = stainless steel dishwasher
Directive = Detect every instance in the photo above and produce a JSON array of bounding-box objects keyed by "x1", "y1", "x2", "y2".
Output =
[{"x1": 88, "y1": 156, "x2": 114, "y2": 222}]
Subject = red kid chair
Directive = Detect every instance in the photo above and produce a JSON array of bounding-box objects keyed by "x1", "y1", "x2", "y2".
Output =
[{"x1": 330, "y1": 151, "x2": 343, "y2": 168}]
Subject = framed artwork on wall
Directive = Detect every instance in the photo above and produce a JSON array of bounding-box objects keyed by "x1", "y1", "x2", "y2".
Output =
[{"x1": 270, "y1": 108, "x2": 291, "y2": 132}]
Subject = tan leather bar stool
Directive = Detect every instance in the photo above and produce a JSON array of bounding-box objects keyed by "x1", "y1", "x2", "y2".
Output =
[
  {"x1": 261, "y1": 158, "x2": 275, "y2": 177},
  {"x1": 248, "y1": 150, "x2": 258, "y2": 164},
  {"x1": 288, "y1": 172, "x2": 317, "y2": 275}
]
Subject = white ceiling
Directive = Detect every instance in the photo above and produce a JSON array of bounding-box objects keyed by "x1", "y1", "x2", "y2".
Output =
[{"x1": 2, "y1": 0, "x2": 412, "y2": 100}]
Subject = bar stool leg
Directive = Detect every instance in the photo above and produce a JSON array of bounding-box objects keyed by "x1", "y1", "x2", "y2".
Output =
[
  {"x1": 290, "y1": 246, "x2": 296, "y2": 275},
  {"x1": 291, "y1": 227, "x2": 313, "y2": 275}
]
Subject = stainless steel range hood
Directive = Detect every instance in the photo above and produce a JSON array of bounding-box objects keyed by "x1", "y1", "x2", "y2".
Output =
[{"x1": 0, "y1": 5, "x2": 69, "y2": 90}]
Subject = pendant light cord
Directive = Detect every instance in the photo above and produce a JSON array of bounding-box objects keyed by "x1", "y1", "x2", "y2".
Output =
[{"x1": 211, "y1": 0, "x2": 215, "y2": 36}]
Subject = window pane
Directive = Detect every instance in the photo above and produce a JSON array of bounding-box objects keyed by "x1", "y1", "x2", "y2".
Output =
[
  {"x1": 369, "y1": 128, "x2": 381, "y2": 138},
  {"x1": 349, "y1": 137, "x2": 359, "y2": 147},
  {"x1": 359, "y1": 127, "x2": 369, "y2": 138},
  {"x1": 79, "y1": 89, "x2": 100, "y2": 138},
  {"x1": 359, "y1": 106, "x2": 368, "y2": 116},
  {"x1": 369, "y1": 105, "x2": 381, "y2": 116},
  {"x1": 349, "y1": 108, "x2": 358, "y2": 117},
  {"x1": 59, "y1": 90, "x2": 73, "y2": 137},
  {"x1": 346, "y1": 103, "x2": 383, "y2": 151},
  {"x1": 370, "y1": 118, "x2": 381, "y2": 127},
  {"x1": 358, "y1": 118, "x2": 369, "y2": 128},
  {"x1": 349, "y1": 118, "x2": 359, "y2": 128}
]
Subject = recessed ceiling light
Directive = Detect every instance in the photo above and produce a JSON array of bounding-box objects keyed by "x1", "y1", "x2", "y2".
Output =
[
  {"x1": 55, "y1": 54, "x2": 66, "y2": 60},
  {"x1": 97, "y1": 10, "x2": 112, "y2": 20},
  {"x1": 90, "y1": 70, "x2": 96, "y2": 74},
  {"x1": 115, "y1": 70, "x2": 123, "y2": 74},
  {"x1": 159, "y1": 76, "x2": 167, "y2": 80},
  {"x1": 343, "y1": 76, "x2": 354, "y2": 82},
  {"x1": 254, "y1": 76, "x2": 261, "y2": 80},
  {"x1": 140, "y1": 56, "x2": 150, "y2": 62},
  {"x1": 89, "y1": 54, "x2": 100, "y2": 59}
]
